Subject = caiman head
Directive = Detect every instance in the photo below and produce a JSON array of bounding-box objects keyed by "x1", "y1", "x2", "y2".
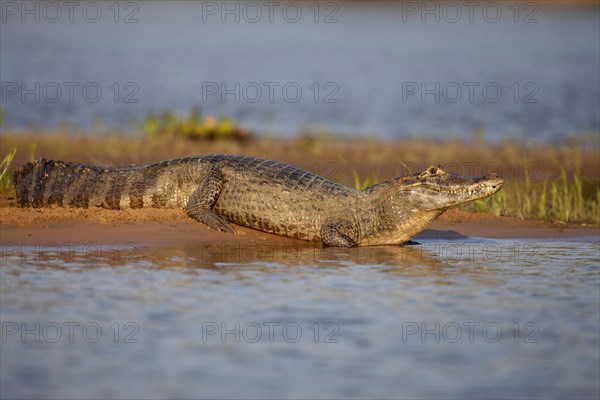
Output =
[
  {"x1": 359, "y1": 165, "x2": 504, "y2": 245},
  {"x1": 389, "y1": 165, "x2": 504, "y2": 211}
]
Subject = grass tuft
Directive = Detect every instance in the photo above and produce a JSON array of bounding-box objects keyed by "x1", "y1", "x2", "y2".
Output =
[
  {"x1": 0, "y1": 148, "x2": 16, "y2": 192},
  {"x1": 464, "y1": 165, "x2": 599, "y2": 225}
]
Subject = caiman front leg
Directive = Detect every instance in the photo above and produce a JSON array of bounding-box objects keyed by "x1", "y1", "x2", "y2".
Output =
[
  {"x1": 186, "y1": 166, "x2": 236, "y2": 234},
  {"x1": 321, "y1": 221, "x2": 359, "y2": 247}
]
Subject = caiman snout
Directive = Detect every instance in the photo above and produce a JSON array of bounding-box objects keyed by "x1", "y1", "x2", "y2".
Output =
[{"x1": 481, "y1": 174, "x2": 504, "y2": 194}]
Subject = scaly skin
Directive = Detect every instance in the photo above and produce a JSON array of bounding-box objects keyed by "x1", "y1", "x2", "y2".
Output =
[{"x1": 13, "y1": 155, "x2": 504, "y2": 246}]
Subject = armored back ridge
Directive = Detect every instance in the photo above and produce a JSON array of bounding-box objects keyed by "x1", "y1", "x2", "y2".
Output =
[{"x1": 13, "y1": 155, "x2": 504, "y2": 246}]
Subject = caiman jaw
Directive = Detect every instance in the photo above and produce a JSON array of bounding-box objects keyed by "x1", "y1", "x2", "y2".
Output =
[{"x1": 442, "y1": 177, "x2": 504, "y2": 198}]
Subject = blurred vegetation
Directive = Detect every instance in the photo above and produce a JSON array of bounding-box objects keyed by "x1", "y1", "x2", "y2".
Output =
[
  {"x1": 141, "y1": 106, "x2": 252, "y2": 142},
  {"x1": 0, "y1": 148, "x2": 16, "y2": 192}
]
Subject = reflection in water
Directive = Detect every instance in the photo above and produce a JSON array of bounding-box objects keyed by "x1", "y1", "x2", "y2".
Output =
[
  {"x1": 140, "y1": 241, "x2": 448, "y2": 268},
  {"x1": 137, "y1": 241, "x2": 477, "y2": 283},
  {"x1": 1, "y1": 238, "x2": 599, "y2": 399}
]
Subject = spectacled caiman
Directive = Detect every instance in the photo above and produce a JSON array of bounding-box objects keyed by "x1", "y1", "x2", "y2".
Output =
[{"x1": 13, "y1": 154, "x2": 503, "y2": 246}]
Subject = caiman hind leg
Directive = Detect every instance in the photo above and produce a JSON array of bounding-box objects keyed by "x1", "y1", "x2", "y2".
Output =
[
  {"x1": 186, "y1": 166, "x2": 236, "y2": 234},
  {"x1": 320, "y1": 221, "x2": 359, "y2": 247}
]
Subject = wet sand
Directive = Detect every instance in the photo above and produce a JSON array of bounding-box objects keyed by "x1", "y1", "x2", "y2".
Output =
[{"x1": 1, "y1": 205, "x2": 597, "y2": 249}]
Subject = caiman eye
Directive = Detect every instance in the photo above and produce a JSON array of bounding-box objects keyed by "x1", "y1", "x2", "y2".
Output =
[{"x1": 428, "y1": 167, "x2": 437, "y2": 174}]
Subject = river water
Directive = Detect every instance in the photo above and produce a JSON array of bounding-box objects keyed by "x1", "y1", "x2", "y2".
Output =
[
  {"x1": 1, "y1": 236, "x2": 599, "y2": 398},
  {"x1": 1, "y1": 2, "x2": 599, "y2": 141}
]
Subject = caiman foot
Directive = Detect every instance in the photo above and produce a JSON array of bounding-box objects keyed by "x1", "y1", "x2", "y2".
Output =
[
  {"x1": 186, "y1": 165, "x2": 237, "y2": 235},
  {"x1": 188, "y1": 209, "x2": 237, "y2": 234},
  {"x1": 321, "y1": 223, "x2": 357, "y2": 247}
]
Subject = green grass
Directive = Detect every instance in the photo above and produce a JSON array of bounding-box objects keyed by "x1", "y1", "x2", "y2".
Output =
[
  {"x1": 0, "y1": 148, "x2": 16, "y2": 192},
  {"x1": 352, "y1": 169, "x2": 381, "y2": 190}
]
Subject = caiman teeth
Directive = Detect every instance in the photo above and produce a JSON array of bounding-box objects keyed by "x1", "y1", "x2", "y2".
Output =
[
  {"x1": 444, "y1": 187, "x2": 482, "y2": 195},
  {"x1": 441, "y1": 185, "x2": 490, "y2": 195}
]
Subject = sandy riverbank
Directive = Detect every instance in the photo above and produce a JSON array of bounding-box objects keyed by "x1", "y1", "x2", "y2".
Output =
[{"x1": 1, "y1": 206, "x2": 596, "y2": 249}]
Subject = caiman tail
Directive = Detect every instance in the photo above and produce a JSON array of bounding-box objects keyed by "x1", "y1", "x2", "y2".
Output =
[{"x1": 13, "y1": 159, "x2": 126, "y2": 209}]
